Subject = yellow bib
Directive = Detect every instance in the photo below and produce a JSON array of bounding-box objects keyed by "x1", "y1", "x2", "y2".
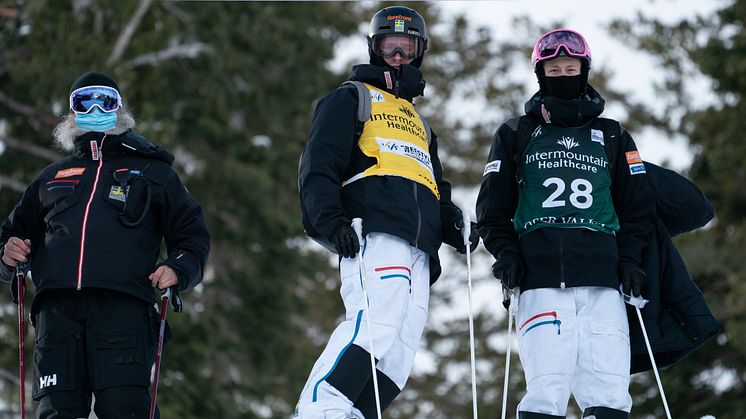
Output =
[{"x1": 346, "y1": 83, "x2": 439, "y2": 199}]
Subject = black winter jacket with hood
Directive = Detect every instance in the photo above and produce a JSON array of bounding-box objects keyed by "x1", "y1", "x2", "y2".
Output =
[
  {"x1": 0, "y1": 130, "x2": 210, "y2": 311},
  {"x1": 477, "y1": 87, "x2": 656, "y2": 291},
  {"x1": 299, "y1": 64, "x2": 462, "y2": 282},
  {"x1": 629, "y1": 162, "x2": 720, "y2": 373}
]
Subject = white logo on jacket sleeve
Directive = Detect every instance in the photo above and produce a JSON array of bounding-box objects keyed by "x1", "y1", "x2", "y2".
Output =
[
  {"x1": 629, "y1": 163, "x2": 646, "y2": 175},
  {"x1": 483, "y1": 160, "x2": 501, "y2": 175},
  {"x1": 591, "y1": 129, "x2": 605, "y2": 145}
]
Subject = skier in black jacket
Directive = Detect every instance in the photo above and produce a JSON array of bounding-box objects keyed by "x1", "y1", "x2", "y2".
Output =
[
  {"x1": 0, "y1": 71, "x2": 210, "y2": 419},
  {"x1": 296, "y1": 6, "x2": 477, "y2": 419},
  {"x1": 477, "y1": 29, "x2": 656, "y2": 418}
]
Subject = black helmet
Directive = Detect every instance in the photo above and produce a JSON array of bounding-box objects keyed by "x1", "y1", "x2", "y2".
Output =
[{"x1": 367, "y1": 6, "x2": 428, "y2": 68}]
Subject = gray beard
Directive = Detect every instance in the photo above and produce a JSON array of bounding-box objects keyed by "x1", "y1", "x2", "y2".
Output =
[{"x1": 52, "y1": 108, "x2": 136, "y2": 152}]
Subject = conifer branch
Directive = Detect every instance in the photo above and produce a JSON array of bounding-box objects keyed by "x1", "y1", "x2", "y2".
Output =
[
  {"x1": 124, "y1": 42, "x2": 214, "y2": 68},
  {"x1": 106, "y1": 0, "x2": 154, "y2": 66}
]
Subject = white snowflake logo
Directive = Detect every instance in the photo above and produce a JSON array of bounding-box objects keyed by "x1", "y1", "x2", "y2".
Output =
[{"x1": 557, "y1": 136, "x2": 579, "y2": 150}]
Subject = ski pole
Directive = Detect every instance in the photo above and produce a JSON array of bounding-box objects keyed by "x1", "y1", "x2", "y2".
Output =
[
  {"x1": 351, "y1": 218, "x2": 382, "y2": 419},
  {"x1": 627, "y1": 296, "x2": 671, "y2": 419},
  {"x1": 461, "y1": 213, "x2": 478, "y2": 419},
  {"x1": 636, "y1": 306, "x2": 672, "y2": 418},
  {"x1": 15, "y1": 261, "x2": 28, "y2": 419},
  {"x1": 501, "y1": 286, "x2": 518, "y2": 419},
  {"x1": 621, "y1": 288, "x2": 671, "y2": 419},
  {"x1": 149, "y1": 287, "x2": 173, "y2": 419}
]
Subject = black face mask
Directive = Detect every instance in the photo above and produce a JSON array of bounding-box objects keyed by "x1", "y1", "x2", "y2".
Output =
[
  {"x1": 543, "y1": 74, "x2": 586, "y2": 100},
  {"x1": 396, "y1": 64, "x2": 426, "y2": 99}
]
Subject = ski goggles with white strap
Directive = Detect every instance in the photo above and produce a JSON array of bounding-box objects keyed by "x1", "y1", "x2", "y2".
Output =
[
  {"x1": 531, "y1": 29, "x2": 592, "y2": 68},
  {"x1": 69, "y1": 85, "x2": 122, "y2": 114}
]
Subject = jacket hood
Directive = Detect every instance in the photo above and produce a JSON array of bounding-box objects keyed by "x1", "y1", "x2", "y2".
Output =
[
  {"x1": 525, "y1": 84, "x2": 606, "y2": 127},
  {"x1": 73, "y1": 129, "x2": 174, "y2": 165},
  {"x1": 348, "y1": 64, "x2": 425, "y2": 102}
]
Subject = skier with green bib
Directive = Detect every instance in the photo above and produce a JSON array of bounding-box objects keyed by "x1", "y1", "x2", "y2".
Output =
[{"x1": 477, "y1": 29, "x2": 656, "y2": 418}]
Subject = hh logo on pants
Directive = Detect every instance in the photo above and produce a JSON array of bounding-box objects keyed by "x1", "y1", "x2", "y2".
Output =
[{"x1": 40, "y1": 374, "x2": 57, "y2": 389}]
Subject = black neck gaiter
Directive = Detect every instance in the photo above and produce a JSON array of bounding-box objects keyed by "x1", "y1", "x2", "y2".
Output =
[{"x1": 544, "y1": 74, "x2": 586, "y2": 100}]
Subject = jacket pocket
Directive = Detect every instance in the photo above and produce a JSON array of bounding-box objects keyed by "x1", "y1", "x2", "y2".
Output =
[
  {"x1": 101, "y1": 167, "x2": 158, "y2": 227},
  {"x1": 42, "y1": 180, "x2": 84, "y2": 224},
  {"x1": 32, "y1": 334, "x2": 77, "y2": 400}
]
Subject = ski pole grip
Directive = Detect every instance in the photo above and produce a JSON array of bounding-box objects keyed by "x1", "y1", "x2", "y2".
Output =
[
  {"x1": 351, "y1": 218, "x2": 364, "y2": 244},
  {"x1": 508, "y1": 287, "x2": 520, "y2": 315},
  {"x1": 171, "y1": 286, "x2": 183, "y2": 313},
  {"x1": 16, "y1": 261, "x2": 28, "y2": 275},
  {"x1": 462, "y1": 211, "x2": 471, "y2": 245}
]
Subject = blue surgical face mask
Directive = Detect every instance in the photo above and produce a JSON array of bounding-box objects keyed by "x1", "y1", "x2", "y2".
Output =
[{"x1": 74, "y1": 107, "x2": 118, "y2": 132}]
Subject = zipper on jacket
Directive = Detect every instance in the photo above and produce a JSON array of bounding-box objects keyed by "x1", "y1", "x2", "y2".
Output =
[
  {"x1": 77, "y1": 135, "x2": 106, "y2": 290},
  {"x1": 559, "y1": 234, "x2": 565, "y2": 289},
  {"x1": 413, "y1": 183, "x2": 421, "y2": 248}
]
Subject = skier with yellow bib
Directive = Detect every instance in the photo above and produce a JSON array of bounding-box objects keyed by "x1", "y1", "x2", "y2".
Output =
[{"x1": 296, "y1": 6, "x2": 478, "y2": 419}]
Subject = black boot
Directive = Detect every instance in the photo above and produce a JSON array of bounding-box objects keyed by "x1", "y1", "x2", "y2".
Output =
[
  {"x1": 582, "y1": 406, "x2": 629, "y2": 419},
  {"x1": 519, "y1": 412, "x2": 565, "y2": 418}
]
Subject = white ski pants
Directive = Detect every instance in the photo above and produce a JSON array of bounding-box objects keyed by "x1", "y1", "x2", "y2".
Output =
[
  {"x1": 295, "y1": 233, "x2": 430, "y2": 419},
  {"x1": 517, "y1": 287, "x2": 632, "y2": 416}
]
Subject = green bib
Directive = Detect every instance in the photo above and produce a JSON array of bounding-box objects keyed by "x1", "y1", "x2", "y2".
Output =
[{"x1": 513, "y1": 123, "x2": 619, "y2": 236}]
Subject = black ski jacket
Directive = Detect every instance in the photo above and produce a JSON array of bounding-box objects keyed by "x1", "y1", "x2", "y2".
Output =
[
  {"x1": 299, "y1": 64, "x2": 462, "y2": 282},
  {"x1": 0, "y1": 130, "x2": 210, "y2": 310},
  {"x1": 477, "y1": 87, "x2": 656, "y2": 290},
  {"x1": 629, "y1": 162, "x2": 720, "y2": 373}
]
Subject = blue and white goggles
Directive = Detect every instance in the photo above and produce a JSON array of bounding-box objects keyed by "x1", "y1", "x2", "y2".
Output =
[{"x1": 69, "y1": 85, "x2": 122, "y2": 114}]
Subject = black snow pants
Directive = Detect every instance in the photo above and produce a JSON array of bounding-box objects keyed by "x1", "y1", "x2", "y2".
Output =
[{"x1": 31, "y1": 288, "x2": 166, "y2": 419}]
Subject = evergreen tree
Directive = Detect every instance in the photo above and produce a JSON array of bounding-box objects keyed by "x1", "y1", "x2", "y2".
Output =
[
  {"x1": 608, "y1": 1, "x2": 745, "y2": 417},
  {"x1": 1, "y1": 1, "x2": 738, "y2": 418},
  {"x1": 0, "y1": 2, "x2": 361, "y2": 417}
]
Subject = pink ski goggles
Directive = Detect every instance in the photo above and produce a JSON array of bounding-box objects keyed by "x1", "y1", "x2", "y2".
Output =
[{"x1": 531, "y1": 29, "x2": 592, "y2": 68}]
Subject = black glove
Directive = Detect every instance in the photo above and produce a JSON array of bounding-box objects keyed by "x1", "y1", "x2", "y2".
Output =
[
  {"x1": 621, "y1": 264, "x2": 645, "y2": 297},
  {"x1": 441, "y1": 206, "x2": 479, "y2": 254},
  {"x1": 451, "y1": 219, "x2": 480, "y2": 254},
  {"x1": 331, "y1": 224, "x2": 360, "y2": 258},
  {"x1": 491, "y1": 251, "x2": 524, "y2": 290}
]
